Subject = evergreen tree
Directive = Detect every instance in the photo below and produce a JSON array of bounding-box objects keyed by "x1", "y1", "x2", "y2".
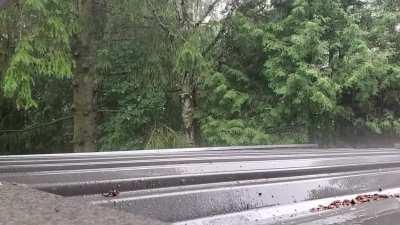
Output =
[
  {"x1": 1, "y1": 0, "x2": 400, "y2": 153},
  {"x1": 1, "y1": 0, "x2": 75, "y2": 108}
]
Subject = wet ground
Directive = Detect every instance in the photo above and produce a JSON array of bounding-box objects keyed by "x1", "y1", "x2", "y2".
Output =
[{"x1": 2, "y1": 145, "x2": 400, "y2": 224}]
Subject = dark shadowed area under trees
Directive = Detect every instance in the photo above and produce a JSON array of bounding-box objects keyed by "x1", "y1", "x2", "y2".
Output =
[{"x1": 0, "y1": 0, "x2": 399, "y2": 154}]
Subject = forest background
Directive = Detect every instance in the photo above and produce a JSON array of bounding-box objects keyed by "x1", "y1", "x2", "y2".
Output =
[{"x1": 0, "y1": 0, "x2": 399, "y2": 154}]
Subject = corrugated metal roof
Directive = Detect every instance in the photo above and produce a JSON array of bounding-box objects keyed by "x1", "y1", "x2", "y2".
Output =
[{"x1": 2, "y1": 144, "x2": 400, "y2": 225}]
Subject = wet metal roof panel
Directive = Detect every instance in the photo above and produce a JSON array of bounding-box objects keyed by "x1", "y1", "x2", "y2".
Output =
[{"x1": 1, "y1": 144, "x2": 400, "y2": 225}]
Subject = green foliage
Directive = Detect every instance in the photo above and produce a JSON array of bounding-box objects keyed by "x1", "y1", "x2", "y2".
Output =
[
  {"x1": 97, "y1": 0, "x2": 179, "y2": 150},
  {"x1": 2, "y1": 0, "x2": 400, "y2": 154},
  {"x1": 264, "y1": 0, "x2": 349, "y2": 132},
  {"x1": 0, "y1": 0, "x2": 75, "y2": 108},
  {"x1": 176, "y1": 38, "x2": 203, "y2": 74},
  {"x1": 198, "y1": 0, "x2": 400, "y2": 146},
  {"x1": 201, "y1": 117, "x2": 271, "y2": 145},
  {"x1": 145, "y1": 125, "x2": 189, "y2": 149},
  {"x1": 0, "y1": 76, "x2": 73, "y2": 155},
  {"x1": 198, "y1": 13, "x2": 273, "y2": 146},
  {"x1": 99, "y1": 85, "x2": 167, "y2": 150},
  {"x1": 261, "y1": 0, "x2": 400, "y2": 142}
]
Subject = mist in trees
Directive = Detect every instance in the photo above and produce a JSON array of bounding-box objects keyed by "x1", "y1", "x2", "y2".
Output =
[{"x1": 0, "y1": 0, "x2": 399, "y2": 154}]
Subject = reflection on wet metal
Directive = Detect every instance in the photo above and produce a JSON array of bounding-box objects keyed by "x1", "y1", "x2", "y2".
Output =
[
  {"x1": 173, "y1": 188, "x2": 400, "y2": 225},
  {"x1": 282, "y1": 198, "x2": 400, "y2": 225},
  {"x1": 2, "y1": 145, "x2": 400, "y2": 225}
]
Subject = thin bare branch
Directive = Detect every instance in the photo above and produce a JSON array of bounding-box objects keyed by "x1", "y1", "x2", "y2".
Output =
[
  {"x1": 0, "y1": 116, "x2": 72, "y2": 134},
  {"x1": 203, "y1": 0, "x2": 240, "y2": 55},
  {"x1": 145, "y1": 0, "x2": 177, "y2": 40},
  {"x1": 195, "y1": 0, "x2": 223, "y2": 27}
]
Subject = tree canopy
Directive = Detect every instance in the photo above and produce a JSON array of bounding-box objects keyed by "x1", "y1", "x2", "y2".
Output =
[{"x1": 0, "y1": 0, "x2": 399, "y2": 154}]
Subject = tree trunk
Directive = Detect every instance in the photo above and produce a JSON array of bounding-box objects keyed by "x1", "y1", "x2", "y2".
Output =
[
  {"x1": 71, "y1": 0, "x2": 102, "y2": 152},
  {"x1": 72, "y1": 61, "x2": 97, "y2": 152},
  {"x1": 181, "y1": 72, "x2": 196, "y2": 146}
]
